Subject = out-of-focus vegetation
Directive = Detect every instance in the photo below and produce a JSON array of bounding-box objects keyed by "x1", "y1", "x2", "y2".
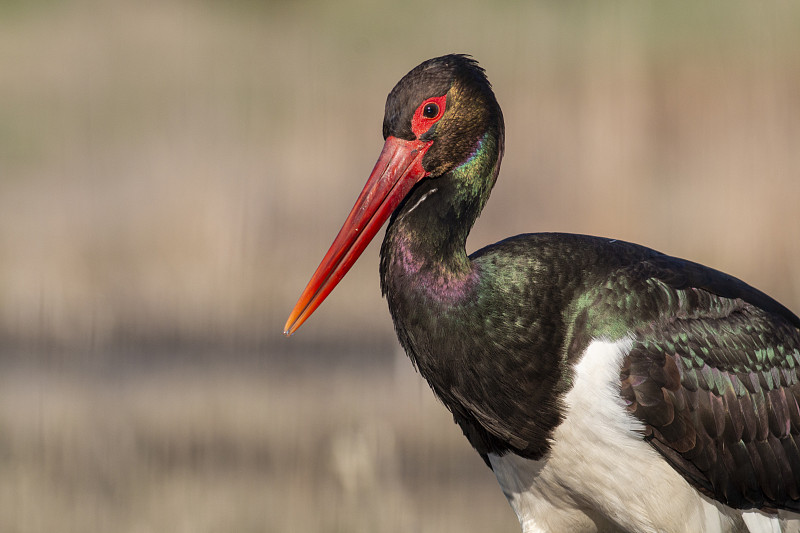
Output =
[
  {"x1": 1, "y1": 1, "x2": 799, "y2": 531},
  {"x1": 0, "y1": 363, "x2": 517, "y2": 533}
]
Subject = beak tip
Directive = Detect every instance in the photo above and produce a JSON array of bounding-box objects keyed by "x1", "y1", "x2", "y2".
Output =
[{"x1": 284, "y1": 312, "x2": 306, "y2": 336}]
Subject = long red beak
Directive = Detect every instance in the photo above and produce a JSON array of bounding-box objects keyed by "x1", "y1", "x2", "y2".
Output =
[{"x1": 283, "y1": 136, "x2": 433, "y2": 336}]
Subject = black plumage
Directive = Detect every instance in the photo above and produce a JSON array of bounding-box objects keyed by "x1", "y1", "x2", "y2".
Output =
[
  {"x1": 285, "y1": 54, "x2": 800, "y2": 528},
  {"x1": 620, "y1": 285, "x2": 800, "y2": 510}
]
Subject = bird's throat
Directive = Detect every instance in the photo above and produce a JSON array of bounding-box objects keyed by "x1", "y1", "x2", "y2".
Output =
[
  {"x1": 379, "y1": 130, "x2": 501, "y2": 304},
  {"x1": 383, "y1": 225, "x2": 477, "y2": 304}
]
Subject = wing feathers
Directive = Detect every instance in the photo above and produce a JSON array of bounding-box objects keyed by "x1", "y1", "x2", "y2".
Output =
[
  {"x1": 622, "y1": 299, "x2": 800, "y2": 511},
  {"x1": 722, "y1": 385, "x2": 744, "y2": 442}
]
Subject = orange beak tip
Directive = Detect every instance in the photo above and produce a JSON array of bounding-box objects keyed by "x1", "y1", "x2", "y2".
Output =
[{"x1": 282, "y1": 318, "x2": 298, "y2": 337}]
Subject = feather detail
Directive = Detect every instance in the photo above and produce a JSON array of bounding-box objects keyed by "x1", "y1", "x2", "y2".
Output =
[{"x1": 622, "y1": 298, "x2": 800, "y2": 511}]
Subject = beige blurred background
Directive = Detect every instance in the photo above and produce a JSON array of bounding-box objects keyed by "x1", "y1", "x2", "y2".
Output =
[{"x1": 1, "y1": 1, "x2": 799, "y2": 532}]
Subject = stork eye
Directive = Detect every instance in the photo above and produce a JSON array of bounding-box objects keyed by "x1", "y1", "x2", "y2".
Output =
[
  {"x1": 422, "y1": 103, "x2": 439, "y2": 119},
  {"x1": 411, "y1": 94, "x2": 447, "y2": 137}
]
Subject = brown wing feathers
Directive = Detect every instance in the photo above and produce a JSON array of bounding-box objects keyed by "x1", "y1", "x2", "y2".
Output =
[{"x1": 621, "y1": 302, "x2": 800, "y2": 511}]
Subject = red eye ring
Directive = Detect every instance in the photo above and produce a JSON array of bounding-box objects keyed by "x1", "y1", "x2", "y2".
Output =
[{"x1": 411, "y1": 95, "x2": 447, "y2": 137}]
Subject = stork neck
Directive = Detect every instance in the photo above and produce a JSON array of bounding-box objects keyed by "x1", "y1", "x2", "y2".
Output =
[{"x1": 380, "y1": 131, "x2": 502, "y2": 293}]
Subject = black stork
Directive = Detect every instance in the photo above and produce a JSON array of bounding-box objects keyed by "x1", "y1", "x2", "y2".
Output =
[{"x1": 284, "y1": 54, "x2": 800, "y2": 532}]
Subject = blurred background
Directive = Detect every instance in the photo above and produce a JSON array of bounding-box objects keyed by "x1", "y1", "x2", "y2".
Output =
[{"x1": 1, "y1": 1, "x2": 799, "y2": 531}]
